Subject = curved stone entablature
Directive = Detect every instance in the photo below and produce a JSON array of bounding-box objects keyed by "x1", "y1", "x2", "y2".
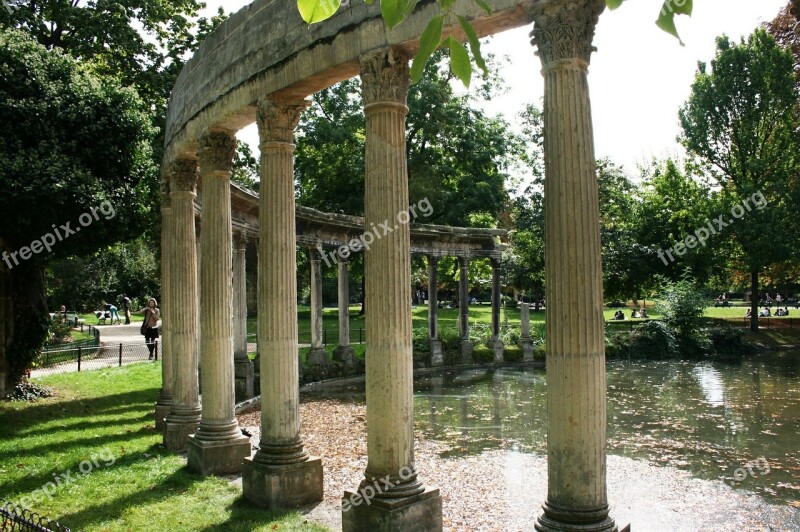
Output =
[
  {"x1": 205, "y1": 182, "x2": 506, "y2": 259},
  {"x1": 164, "y1": 0, "x2": 537, "y2": 164}
]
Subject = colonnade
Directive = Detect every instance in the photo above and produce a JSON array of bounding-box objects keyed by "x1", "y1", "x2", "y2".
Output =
[{"x1": 156, "y1": 0, "x2": 615, "y2": 525}]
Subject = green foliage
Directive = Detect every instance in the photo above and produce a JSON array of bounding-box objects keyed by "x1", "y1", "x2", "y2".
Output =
[
  {"x1": 472, "y1": 343, "x2": 494, "y2": 363},
  {"x1": 655, "y1": 276, "x2": 708, "y2": 356},
  {"x1": 709, "y1": 327, "x2": 751, "y2": 358},
  {"x1": 679, "y1": 28, "x2": 800, "y2": 329},
  {"x1": 46, "y1": 318, "x2": 74, "y2": 346}
]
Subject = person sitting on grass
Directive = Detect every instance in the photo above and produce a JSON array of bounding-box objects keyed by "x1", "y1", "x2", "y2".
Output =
[
  {"x1": 760, "y1": 307, "x2": 771, "y2": 317},
  {"x1": 631, "y1": 309, "x2": 640, "y2": 319},
  {"x1": 640, "y1": 308, "x2": 649, "y2": 319},
  {"x1": 745, "y1": 308, "x2": 752, "y2": 319},
  {"x1": 613, "y1": 310, "x2": 625, "y2": 320}
]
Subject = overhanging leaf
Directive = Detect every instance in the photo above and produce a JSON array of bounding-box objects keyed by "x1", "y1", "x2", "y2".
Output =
[
  {"x1": 473, "y1": 0, "x2": 492, "y2": 15},
  {"x1": 458, "y1": 15, "x2": 486, "y2": 75},
  {"x1": 447, "y1": 36, "x2": 472, "y2": 87},
  {"x1": 381, "y1": 0, "x2": 407, "y2": 29},
  {"x1": 656, "y1": 0, "x2": 693, "y2": 46},
  {"x1": 410, "y1": 15, "x2": 443, "y2": 83},
  {"x1": 606, "y1": 0, "x2": 624, "y2": 9},
  {"x1": 297, "y1": 0, "x2": 340, "y2": 24}
]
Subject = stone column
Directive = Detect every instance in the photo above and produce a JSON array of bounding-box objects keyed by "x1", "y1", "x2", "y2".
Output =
[
  {"x1": 187, "y1": 130, "x2": 251, "y2": 475},
  {"x1": 342, "y1": 47, "x2": 441, "y2": 532},
  {"x1": 520, "y1": 302, "x2": 534, "y2": 361},
  {"x1": 307, "y1": 246, "x2": 328, "y2": 367},
  {"x1": 243, "y1": 97, "x2": 323, "y2": 509},
  {"x1": 428, "y1": 256, "x2": 443, "y2": 366},
  {"x1": 333, "y1": 257, "x2": 356, "y2": 369},
  {"x1": 490, "y1": 258, "x2": 504, "y2": 362},
  {"x1": 458, "y1": 256, "x2": 473, "y2": 364},
  {"x1": 233, "y1": 229, "x2": 254, "y2": 402},
  {"x1": 530, "y1": 2, "x2": 616, "y2": 530},
  {"x1": 195, "y1": 217, "x2": 202, "y2": 394},
  {"x1": 155, "y1": 176, "x2": 174, "y2": 430},
  {"x1": 164, "y1": 159, "x2": 202, "y2": 451}
]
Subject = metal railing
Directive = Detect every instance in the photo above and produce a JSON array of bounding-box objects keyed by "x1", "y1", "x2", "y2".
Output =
[
  {"x1": 0, "y1": 501, "x2": 70, "y2": 532},
  {"x1": 31, "y1": 341, "x2": 158, "y2": 377}
]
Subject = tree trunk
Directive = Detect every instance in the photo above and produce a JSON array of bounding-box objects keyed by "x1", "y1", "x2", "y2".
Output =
[
  {"x1": 7, "y1": 264, "x2": 49, "y2": 384},
  {"x1": 750, "y1": 270, "x2": 759, "y2": 332}
]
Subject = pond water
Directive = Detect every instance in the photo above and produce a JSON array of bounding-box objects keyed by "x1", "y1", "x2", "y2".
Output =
[{"x1": 304, "y1": 350, "x2": 800, "y2": 506}]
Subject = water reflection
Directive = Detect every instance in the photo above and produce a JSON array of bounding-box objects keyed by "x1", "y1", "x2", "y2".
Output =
[{"x1": 303, "y1": 350, "x2": 800, "y2": 505}]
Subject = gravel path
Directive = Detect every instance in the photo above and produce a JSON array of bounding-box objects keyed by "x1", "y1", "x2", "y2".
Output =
[{"x1": 238, "y1": 397, "x2": 800, "y2": 532}]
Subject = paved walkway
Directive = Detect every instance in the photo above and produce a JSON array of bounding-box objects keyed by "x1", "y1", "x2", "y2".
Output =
[{"x1": 32, "y1": 322, "x2": 160, "y2": 378}]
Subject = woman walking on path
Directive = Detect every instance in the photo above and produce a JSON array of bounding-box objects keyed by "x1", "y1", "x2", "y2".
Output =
[{"x1": 140, "y1": 298, "x2": 160, "y2": 360}]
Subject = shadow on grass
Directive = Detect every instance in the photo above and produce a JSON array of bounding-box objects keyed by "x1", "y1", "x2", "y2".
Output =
[
  {"x1": 16, "y1": 411, "x2": 155, "y2": 439},
  {"x1": 0, "y1": 388, "x2": 159, "y2": 438},
  {"x1": 202, "y1": 496, "x2": 321, "y2": 532}
]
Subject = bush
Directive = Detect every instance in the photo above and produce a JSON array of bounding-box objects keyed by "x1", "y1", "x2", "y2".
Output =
[
  {"x1": 412, "y1": 327, "x2": 430, "y2": 354},
  {"x1": 503, "y1": 345, "x2": 523, "y2": 362},
  {"x1": 627, "y1": 321, "x2": 677, "y2": 359},
  {"x1": 709, "y1": 327, "x2": 751, "y2": 358},
  {"x1": 655, "y1": 276, "x2": 708, "y2": 356},
  {"x1": 472, "y1": 344, "x2": 494, "y2": 363}
]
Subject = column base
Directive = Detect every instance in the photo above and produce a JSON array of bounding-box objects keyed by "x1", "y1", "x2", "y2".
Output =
[
  {"x1": 535, "y1": 501, "x2": 617, "y2": 532},
  {"x1": 154, "y1": 399, "x2": 172, "y2": 432},
  {"x1": 242, "y1": 456, "x2": 323, "y2": 508},
  {"x1": 234, "y1": 358, "x2": 255, "y2": 402},
  {"x1": 333, "y1": 345, "x2": 356, "y2": 368},
  {"x1": 187, "y1": 433, "x2": 252, "y2": 476},
  {"x1": 429, "y1": 339, "x2": 443, "y2": 367},
  {"x1": 342, "y1": 486, "x2": 442, "y2": 532},
  {"x1": 520, "y1": 339, "x2": 534, "y2": 361},
  {"x1": 307, "y1": 347, "x2": 329, "y2": 367},
  {"x1": 164, "y1": 414, "x2": 201, "y2": 452},
  {"x1": 491, "y1": 339, "x2": 504, "y2": 362},
  {"x1": 460, "y1": 340, "x2": 473, "y2": 365}
]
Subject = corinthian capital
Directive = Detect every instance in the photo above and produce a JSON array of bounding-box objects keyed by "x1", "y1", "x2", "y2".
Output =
[
  {"x1": 529, "y1": 0, "x2": 605, "y2": 67},
  {"x1": 359, "y1": 47, "x2": 410, "y2": 106},
  {"x1": 170, "y1": 158, "x2": 199, "y2": 194},
  {"x1": 256, "y1": 98, "x2": 310, "y2": 144},
  {"x1": 198, "y1": 130, "x2": 237, "y2": 173}
]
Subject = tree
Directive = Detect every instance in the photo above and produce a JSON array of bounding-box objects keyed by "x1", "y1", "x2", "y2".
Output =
[
  {"x1": 679, "y1": 29, "x2": 800, "y2": 330},
  {"x1": 295, "y1": 51, "x2": 519, "y2": 227},
  {"x1": 0, "y1": 29, "x2": 156, "y2": 387}
]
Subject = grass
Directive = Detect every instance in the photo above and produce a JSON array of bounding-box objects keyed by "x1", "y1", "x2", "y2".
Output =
[{"x1": 0, "y1": 363, "x2": 329, "y2": 532}]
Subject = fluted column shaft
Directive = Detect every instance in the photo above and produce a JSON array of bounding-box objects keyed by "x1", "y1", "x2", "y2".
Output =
[
  {"x1": 164, "y1": 159, "x2": 202, "y2": 442},
  {"x1": 233, "y1": 231, "x2": 248, "y2": 362},
  {"x1": 491, "y1": 259, "x2": 501, "y2": 339},
  {"x1": 309, "y1": 248, "x2": 324, "y2": 349},
  {"x1": 428, "y1": 257, "x2": 439, "y2": 340},
  {"x1": 338, "y1": 259, "x2": 351, "y2": 348},
  {"x1": 458, "y1": 257, "x2": 470, "y2": 340},
  {"x1": 195, "y1": 130, "x2": 240, "y2": 441},
  {"x1": 157, "y1": 179, "x2": 174, "y2": 411},
  {"x1": 359, "y1": 48, "x2": 422, "y2": 496},
  {"x1": 253, "y1": 98, "x2": 311, "y2": 463},
  {"x1": 531, "y1": 2, "x2": 615, "y2": 530}
]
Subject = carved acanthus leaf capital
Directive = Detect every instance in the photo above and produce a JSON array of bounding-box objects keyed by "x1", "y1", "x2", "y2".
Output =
[
  {"x1": 529, "y1": 0, "x2": 605, "y2": 67},
  {"x1": 359, "y1": 48, "x2": 410, "y2": 106},
  {"x1": 198, "y1": 130, "x2": 237, "y2": 173},
  {"x1": 170, "y1": 158, "x2": 199, "y2": 194},
  {"x1": 257, "y1": 98, "x2": 310, "y2": 144},
  {"x1": 233, "y1": 230, "x2": 249, "y2": 249}
]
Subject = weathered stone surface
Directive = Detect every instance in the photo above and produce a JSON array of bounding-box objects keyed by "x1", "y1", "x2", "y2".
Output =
[
  {"x1": 342, "y1": 487, "x2": 442, "y2": 532},
  {"x1": 242, "y1": 456, "x2": 323, "y2": 509},
  {"x1": 187, "y1": 434, "x2": 252, "y2": 476}
]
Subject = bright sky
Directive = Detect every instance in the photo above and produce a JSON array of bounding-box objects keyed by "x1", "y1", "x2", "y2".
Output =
[{"x1": 202, "y1": 0, "x2": 788, "y2": 172}]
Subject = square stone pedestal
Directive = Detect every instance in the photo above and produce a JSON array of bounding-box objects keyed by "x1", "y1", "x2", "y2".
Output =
[
  {"x1": 521, "y1": 339, "x2": 534, "y2": 361},
  {"x1": 307, "y1": 348, "x2": 329, "y2": 367},
  {"x1": 491, "y1": 340, "x2": 504, "y2": 362},
  {"x1": 242, "y1": 456, "x2": 323, "y2": 508},
  {"x1": 154, "y1": 402, "x2": 172, "y2": 431},
  {"x1": 429, "y1": 339, "x2": 443, "y2": 367},
  {"x1": 164, "y1": 419, "x2": 199, "y2": 452},
  {"x1": 234, "y1": 359, "x2": 255, "y2": 403},
  {"x1": 187, "y1": 434, "x2": 252, "y2": 476},
  {"x1": 342, "y1": 487, "x2": 442, "y2": 532},
  {"x1": 460, "y1": 340, "x2": 474, "y2": 365}
]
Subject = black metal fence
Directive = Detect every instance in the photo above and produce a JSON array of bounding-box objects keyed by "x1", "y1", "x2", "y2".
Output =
[
  {"x1": 0, "y1": 501, "x2": 70, "y2": 531},
  {"x1": 31, "y1": 341, "x2": 158, "y2": 378}
]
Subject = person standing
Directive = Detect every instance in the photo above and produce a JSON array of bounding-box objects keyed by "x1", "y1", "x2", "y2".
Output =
[
  {"x1": 122, "y1": 294, "x2": 131, "y2": 324},
  {"x1": 141, "y1": 298, "x2": 160, "y2": 360}
]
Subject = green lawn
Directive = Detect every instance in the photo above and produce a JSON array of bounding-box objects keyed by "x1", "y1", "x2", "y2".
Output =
[
  {"x1": 244, "y1": 301, "x2": 792, "y2": 341},
  {"x1": 0, "y1": 363, "x2": 328, "y2": 532}
]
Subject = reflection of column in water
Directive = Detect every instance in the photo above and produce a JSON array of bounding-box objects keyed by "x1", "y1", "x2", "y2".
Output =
[
  {"x1": 492, "y1": 384, "x2": 502, "y2": 436},
  {"x1": 460, "y1": 396, "x2": 469, "y2": 436},
  {"x1": 430, "y1": 376, "x2": 443, "y2": 437}
]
